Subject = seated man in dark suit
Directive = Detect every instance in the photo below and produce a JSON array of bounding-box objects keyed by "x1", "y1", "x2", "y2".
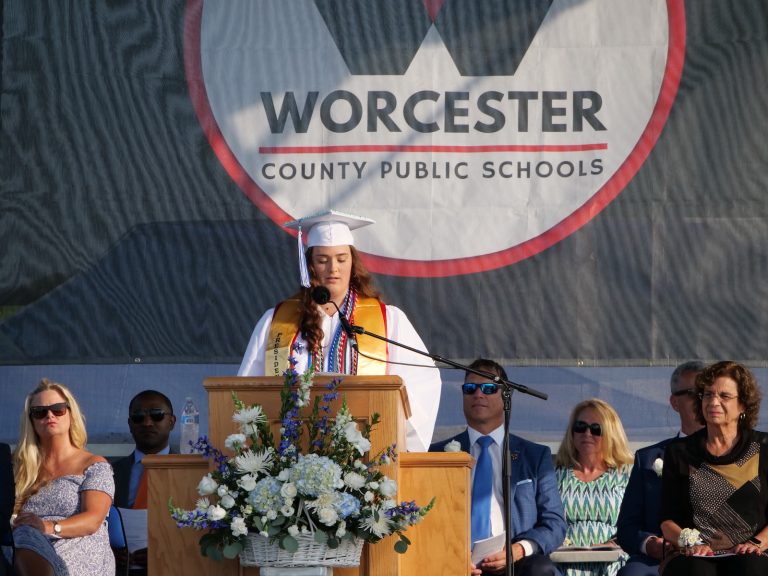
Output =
[
  {"x1": 616, "y1": 361, "x2": 704, "y2": 576},
  {"x1": 1, "y1": 443, "x2": 14, "y2": 576},
  {"x1": 430, "y1": 359, "x2": 566, "y2": 576},
  {"x1": 112, "y1": 390, "x2": 176, "y2": 573}
]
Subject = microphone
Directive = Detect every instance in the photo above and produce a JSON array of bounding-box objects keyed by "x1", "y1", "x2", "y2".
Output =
[{"x1": 310, "y1": 286, "x2": 359, "y2": 347}]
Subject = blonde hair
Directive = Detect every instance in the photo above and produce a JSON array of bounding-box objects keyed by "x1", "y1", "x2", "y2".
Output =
[
  {"x1": 555, "y1": 398, "x2": 633, "y2": 470},
  {"x1": 13, "y1": 378, "x2": 87, "y2": 510}
]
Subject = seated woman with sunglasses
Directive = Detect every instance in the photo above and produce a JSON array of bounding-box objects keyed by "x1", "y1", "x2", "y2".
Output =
[
  {"x1": 658, "y1": 361, "x2": 768, "y2": 576},
  {"x1": 8, "y1": 379, "x2": 114, "y2": 576},
  {"x1": 555, "y1": 399, "x2": 634, "y2": 576}
]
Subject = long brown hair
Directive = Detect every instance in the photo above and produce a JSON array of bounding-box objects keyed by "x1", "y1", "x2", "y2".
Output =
[{"x1": 299, "y1": 245, "x2": 381, "y2": 352}]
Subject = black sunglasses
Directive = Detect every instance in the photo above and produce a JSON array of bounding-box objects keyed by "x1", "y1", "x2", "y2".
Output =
[
  {"x1": 130, "y1": 409, "x2": 170, "y2": 423},
  {"x1": 671, "y1": 388, "x2": 696, "y2": 397},
  {"x1": 29, "y1": 402, "x2": 70, "y2": 420},
  {"x1": 462, "y1": 382, "x2": 499, "y2": 395},
  {"x1": 572, "y1": 420, "x2": 602, "y2": 437}
]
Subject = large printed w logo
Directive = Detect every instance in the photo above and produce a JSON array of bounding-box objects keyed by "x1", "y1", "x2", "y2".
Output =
[{"x1": 313, "y1": 0, "x2": 553, "y2": 76}]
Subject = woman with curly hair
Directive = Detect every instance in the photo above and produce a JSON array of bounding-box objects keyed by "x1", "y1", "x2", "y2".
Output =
[
  {"x1": 237, "y1": 210, "x2": 441, "y2": 452},
  {"x1": 659, "y1": 361, "x2": 768, "y2": 575},
  {"x1": 555, "y1": 398, "x2": 634, "y2": 576},
  {"x1": 9, "y1": 379, "x2": 114, "y2": 576}
]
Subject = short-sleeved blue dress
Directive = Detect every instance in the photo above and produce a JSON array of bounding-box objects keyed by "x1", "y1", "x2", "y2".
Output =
[{"x1": 13, "y1": 461, "x2": 115, "y2": 576}]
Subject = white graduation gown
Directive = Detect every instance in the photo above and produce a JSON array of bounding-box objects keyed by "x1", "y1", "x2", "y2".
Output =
[{"x1": 238, "y1": 304, "x2": 441, "y2": 452}]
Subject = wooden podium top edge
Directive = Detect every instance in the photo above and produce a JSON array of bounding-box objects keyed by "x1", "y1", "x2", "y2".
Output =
[
  {"x1": 203, "y1": 375, "x2": 411, "y2": 418},
  {"x1": 142, "y1": 454, "x2": 207, "y2": 469},
  {"x1": 399, "y1": 451, "x2": 474, "y2": 469},
  {"x1": 204, "y1": 375, "x2": 404, "y2": 389}
]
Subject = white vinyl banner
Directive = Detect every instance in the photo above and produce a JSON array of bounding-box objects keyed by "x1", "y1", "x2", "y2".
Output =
[{"x1": 187, "y1": 0, "x2": 683, "y2": 276}]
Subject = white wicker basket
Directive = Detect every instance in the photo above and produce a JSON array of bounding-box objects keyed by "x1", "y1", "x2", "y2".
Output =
[{"x1": 239, "y1": 532, "x2": 364, "y2": 568}]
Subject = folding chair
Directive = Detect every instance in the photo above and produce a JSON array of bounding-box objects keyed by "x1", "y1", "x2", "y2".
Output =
[
  {"x1": 107, "y1": 505, "x2": 130, "y2": 576},
  {"x1": 0, "y1": 443, "x2": 15, "y2": 575}
]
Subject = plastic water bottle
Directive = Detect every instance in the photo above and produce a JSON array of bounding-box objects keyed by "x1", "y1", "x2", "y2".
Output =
[{"x1": 179, "y1": 397, "x2": 200, "y2": 454}]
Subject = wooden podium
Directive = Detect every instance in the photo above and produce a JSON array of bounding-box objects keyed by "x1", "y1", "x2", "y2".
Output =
[{"x1": 145, "y1": 375, "x2": 472, "y2": 575}]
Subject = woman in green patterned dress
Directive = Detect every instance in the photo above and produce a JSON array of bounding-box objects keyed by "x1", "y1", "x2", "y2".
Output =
[{"x1": 554, "y1": 399, "x2": 634, "y2": 576}]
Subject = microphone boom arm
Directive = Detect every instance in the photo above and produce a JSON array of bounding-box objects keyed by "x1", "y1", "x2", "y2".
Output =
[{"x1": 347, "y1": 323, "x2": 548, "y2": 401}]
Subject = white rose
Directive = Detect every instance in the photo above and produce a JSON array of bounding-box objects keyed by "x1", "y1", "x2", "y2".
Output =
[
  {"x1": 444, "y1": 440, "x2": 462, "y2": 452},
  {"x1": 277, "y1": 469, "x2": 290, "y2": 482},
  {"x1": 281, "y1": 504, "x2": 295, "y2": 517},
  {"x1": 266, "y1": 510, "x2": 278, "y2": 520},
  {"x1": 197, "y1": 474, "x2": 218, "y2": 496},
  {"x1": 364, "y1": 491, "x2": 375, "y2": 503},
  {"x1": 288, "y1": 525, "x2": 300, "y2": 537},
  {"x1": 652, "y1": 458, "x2": 664, "y2": 477},
  {"x1": 367, "y1": 481, "x2": 379, "y2": 490},
  {"x1": 336, "y1": 521, "x2": 347, "y2": 537},
  {"x1": 318, "y1": 507, "x2": 339, "y2": 526},
  {"x1": 281, "y1": 482, "x2": 298, "y2": 499},
  {"x1": 207, "y1": 504, "x2": 227, "y2": 521},
  {"x1": 344, "y1": 472, "x2": 366, "y2": 490},
  {"x1": 238, "y1": 474, "x2": 257, "y2": 492},
  {"x1": 217, "y1": 484, "x2": 229, "y2": 497},
  {"x1": 220, "y1": 494, "x2": 236, "y2": 509},
  {"x1": 379, "y1": 478, "x2": 397, "y2": 497},
  {"x1": 224, "y1": 433, "x2": 247, "y2": 451},
  {"x1": 230, "y1": 516, "x2": 248, "y2": 537},
  {"x1": 354, "y1": 460, "x2": 367, "y2": 471}
]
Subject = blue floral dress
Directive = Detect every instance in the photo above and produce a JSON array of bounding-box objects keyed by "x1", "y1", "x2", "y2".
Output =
[
  {"x1": 555, "y1": 466, "x2": 630, "y2": 576},
  {"x1": 13, "y1": 461, "x2": 115, "y2": 576}
]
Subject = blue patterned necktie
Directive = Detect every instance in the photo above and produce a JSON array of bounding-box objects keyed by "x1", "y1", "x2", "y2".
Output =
[{"x1": 471, "y1": 435, "x2": 494, "y2": 542}]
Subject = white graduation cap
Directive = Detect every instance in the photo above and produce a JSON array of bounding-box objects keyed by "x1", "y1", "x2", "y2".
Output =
[{"x1": 284, "y1": 210, "x2": 375, "y2": 287}]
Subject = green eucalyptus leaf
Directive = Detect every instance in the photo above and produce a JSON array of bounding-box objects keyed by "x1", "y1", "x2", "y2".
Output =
[
  {"x1": 314, "y1": 530, "x2": 329, "y2": 544},
  {"x1": 394, "y1": 540, "x2": 409, "y2": 554},
  {"x1": 281, "y1": 535, "x2": 299, "y2": 553},
  {"x1": 272, "y1": 515, "x2": 286, "y2": 527},
  {"x1": 400, "y1": 534, "x2": 411, "y2": 545},
  {"x1": 327, "y1": 536, "x2": 339, "y2": 549},
  {"x1": 223, "y1": 542, "x2": 243, "y2": 559},
  {"x1": 207, "y1": 544, "x2": 223, "y2": 562}
]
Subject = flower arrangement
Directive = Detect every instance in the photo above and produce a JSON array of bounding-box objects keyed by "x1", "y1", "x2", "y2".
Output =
[{"x1": 169, "y1": 348, "x2": 434, "y2": 562}]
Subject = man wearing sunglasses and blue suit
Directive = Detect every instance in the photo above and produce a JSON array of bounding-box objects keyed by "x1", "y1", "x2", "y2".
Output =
[
  {"x1": 430, "y1": 359, "x2": 566, "y2": 576},
  {"x1": 112, "y1": 390, "x2": 176, "y2": 574},
  {"x1": 615, "y1": 361, "x2": 704, "y2": 576}
]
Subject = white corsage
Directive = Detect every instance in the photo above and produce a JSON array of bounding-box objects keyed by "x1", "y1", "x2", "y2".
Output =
[
  {"x1": 678, "y1": 528, "x2": 702, "y2": 548},
  {"x1": 652, "y1": 457, "x2": 664, "y2": 477},
  {"x1": 444, "y1": 439, "x2": 462, "y2": 452}
]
